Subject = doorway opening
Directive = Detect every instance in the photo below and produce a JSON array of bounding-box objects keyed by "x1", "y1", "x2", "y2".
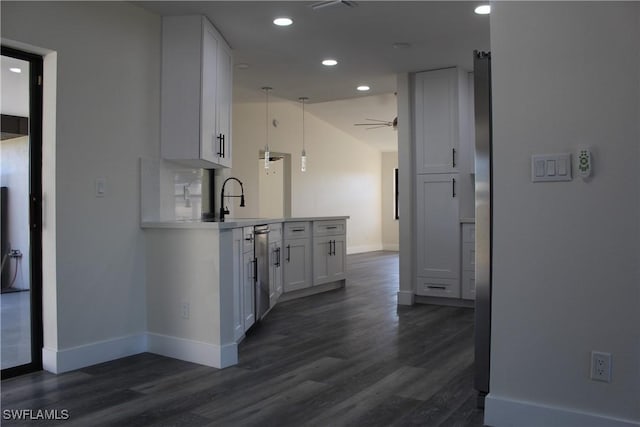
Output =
[
  {"x1": 1, "y1": 46, "x2": 44, "y2": 379},
  {"x1": 258, "y1": 151, "x2": 291, "y2": 218}
]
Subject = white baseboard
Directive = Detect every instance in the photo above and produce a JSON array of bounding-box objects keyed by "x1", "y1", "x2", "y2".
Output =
[
  {"x1": 147, "y1": 333, "x2": 237, "y2": 369},
  {"x1": 485, "y1": 394, "x2": 640, "y2": 427},
  {"x1": 397, "y1": 290, "x2": 415, "y2": 306},
  {"x1": 42, "y1": 334, "x2": 146, "y2": 374},
  {"x1": 382, "y1": 244, "x2": 399, "y2": 251},
  {"x1": 347, "y1": 244, "x2": 384, "y2": 254}
]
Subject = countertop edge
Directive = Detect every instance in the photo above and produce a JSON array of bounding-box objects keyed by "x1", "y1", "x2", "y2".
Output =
[{"x1": 141, "y1": 216, "x2": 350, "y2": 230}]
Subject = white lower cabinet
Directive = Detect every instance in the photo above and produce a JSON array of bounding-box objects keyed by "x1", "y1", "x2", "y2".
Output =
[
  {"x1": 242, "y1": 227, "x2": 255, "y2": 332},
  {"x1": 283, "y1": 236, "x2": 312, "y2": 292},
  {"x1": 461, "y1": 223, "x2": 476, "y2": 300},
  {"x1": 313, "y1": 220, "x2": 347, "y2": 286},
  {"x1": 269, "y1": 224, "x2": 283, "y2": 306},
  {"x1": 232, "y1": 228, "x2": 245, "y2": 341}
]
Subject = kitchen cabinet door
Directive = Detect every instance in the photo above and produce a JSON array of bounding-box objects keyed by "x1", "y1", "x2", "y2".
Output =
[
  {"x1": 414, "y1": 67, "x2": 464, "y2": 174},
  {"x1": 283, "y1": 238, "x2": 312, "y2": 293},
  {"x1": 232, "y1": 229, "x2": 245, "y2": 341},
  {"x1": 313, "y1": 235, "x2": 346, "y2": 286},
  {"x1": 215, "y1": 39, "x2": 233, "y2": 168},
  {"x1": 416, "y1": 174, "x2": 460, "y2": 297},
  {"x1": 269, "y1": 241, "x2": 283, "y2": 306},
  {"x1": 242, "y1": 247, "x2": 255, "y2": 331}
]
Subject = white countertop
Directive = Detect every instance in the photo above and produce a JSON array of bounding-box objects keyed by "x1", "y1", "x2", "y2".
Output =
[{"x1": 141, "y1": 216, "x2": 350, "y2": 230}]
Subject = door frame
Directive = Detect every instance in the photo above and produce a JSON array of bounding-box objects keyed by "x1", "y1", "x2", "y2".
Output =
[{"x1": 1, "y1": 46, "x2": 44, "y2": 379}]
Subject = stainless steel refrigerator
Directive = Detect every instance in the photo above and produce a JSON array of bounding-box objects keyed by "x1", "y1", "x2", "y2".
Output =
[{"x1": 473, "y1": 50, "x2": 492, "y2": 407}]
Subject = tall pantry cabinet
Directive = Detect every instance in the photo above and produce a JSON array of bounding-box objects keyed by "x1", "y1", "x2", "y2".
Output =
[{"x1": 413, "y1": 67, "x2": 472, "y2": 300}]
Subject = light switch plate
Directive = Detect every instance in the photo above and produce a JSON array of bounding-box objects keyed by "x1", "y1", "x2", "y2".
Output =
[
  {"x1": 95, "y1": 178, "x2": 107, "y2": 197},
  {"x1": 531, "y1": 154, "x2": 572, "y2": 182}
]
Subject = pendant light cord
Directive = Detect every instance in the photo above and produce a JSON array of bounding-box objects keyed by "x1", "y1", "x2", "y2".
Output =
[{"x1": 265, "y1": 88, "x2": 270, "y2": 147}]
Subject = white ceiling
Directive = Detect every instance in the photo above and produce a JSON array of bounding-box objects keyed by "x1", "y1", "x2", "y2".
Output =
[{"x1": 137, "y1": 1, "x2": 490, "y2": 151}]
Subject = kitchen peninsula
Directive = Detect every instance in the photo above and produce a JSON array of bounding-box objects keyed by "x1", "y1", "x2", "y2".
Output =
[{"x1": 142, "y1": 217, "x2": 348, "y2": 369}]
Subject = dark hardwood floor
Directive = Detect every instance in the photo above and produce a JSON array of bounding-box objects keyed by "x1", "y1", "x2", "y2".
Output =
[{"x1": 1, "y1": 251, "x2": 483, "y2": 426}]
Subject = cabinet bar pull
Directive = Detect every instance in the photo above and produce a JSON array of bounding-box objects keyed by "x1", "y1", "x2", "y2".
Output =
[
  {"x1": 452, "y1": 148, "x2": 457, "y2": 168},
  {"x1": 427, "y1": 285, "x2": 447, "y2": 290},
  {"x1": 253, "y1": 258, "x2": 258, "y2": 280},
  {"x1": 452, "y1": 178, "x2": 456, "y2": 198},
  {"x1": 221, "y1": 134, "x2": 225, "y2": 158},
  {"x1": 326, "y1": 226, "x2": 338, "y2": 230},
  {"x1": 328, "y1": 241, "x2": 332, "y2": 256},
  {"x1": 276, "y1": 247, "x2": 281, "y2": 267},
  {"x1": 291, "y1": 228, "x2": 305, "y2": 232},
  {"x1": 217, "y1": 134, "x2": 224, "y2": 157},
  {"x1": 286, "y1": 245, "x2": 290, "y2": 262}
]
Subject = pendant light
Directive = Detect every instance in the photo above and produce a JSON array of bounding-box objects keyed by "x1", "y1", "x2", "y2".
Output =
[
  {"x1": 262, "y1": 87, "x2": 272, "y2": 170},
  {"x1": 299, "y1": 97, "x2": 308, "y2": 172}
]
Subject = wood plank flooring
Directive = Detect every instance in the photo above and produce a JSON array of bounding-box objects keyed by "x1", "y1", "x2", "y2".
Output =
[{"x1": 1, "y1": 251, "x2": 484, "y2": 426}]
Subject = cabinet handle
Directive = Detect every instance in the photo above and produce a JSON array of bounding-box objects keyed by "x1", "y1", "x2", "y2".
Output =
[
  {"x1": 221, "y1": 134, "x2": 225, "y2": 158},
  {"x1": 245, "y1": 233, "x2": 253, "y2": 242},
  {"x1": 331, "y1": 240, "x2": 336, "y2": 256},
  {"x1": 249, "y1": 259, "x2": 256, "y2": 280},
  {"x1": 427, "y1": 285, "x2": 447, "y2": 290},
  {"x1": 291, "y1": 228, "x2": 305, "y2": 232},
  {"x1": 286, "y1": 244, "x2": 290, "y2": 262},
  {"x1": 217, "y1": 134, "x2": 225, "y2": 158},
  {"x1": 452, "y1": 178, "x2": 456, "y2": 198},
  {"x1": 253, "y1": 258, "x2": 258, "y2": 280},
  {"x1": 326, "y1": 226, "x2": 338, "y2": 230},
  {"x1": 452, "y1": 148, "x2": 457, "y2": 168},
  {"x1": 328, "y1": 241, "x2": 332, "y2": 256},
  {"x1": 275, "y1": 247, "x2": 281, "y2": 267}
]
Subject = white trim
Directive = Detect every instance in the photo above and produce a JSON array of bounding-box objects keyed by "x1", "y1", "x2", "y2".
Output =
[
  {"x1": 397, "y1": 290, "x2": 415, "y2": 306},
  {"x1": 146, "y1": 333, "x2": 237, "y2": 369},
  {"x1": 41, "y1": 334, "x2": 146, "y2": 374},
  {"x1": 347, "y1": 244, "x2": 384, "y2": 254},
  {"x1": 485, "y1": 394, "x2": 640, "y2": 427},
  {"x1": 382, "y1": 244, "x2": 399, "y2": 251}
]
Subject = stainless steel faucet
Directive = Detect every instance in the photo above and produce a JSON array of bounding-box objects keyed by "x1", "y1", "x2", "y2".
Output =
[{"x1": 219, "y1": 177, "x2": 245, "y2": 222}]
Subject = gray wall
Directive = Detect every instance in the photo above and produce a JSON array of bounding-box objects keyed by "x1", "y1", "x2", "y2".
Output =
[
  {"x1": 487, "y1": 2, "x2": 640, "y2": 425},
  {"x1": 2, "y1": 2, "x2": 161, "y2": 369}
]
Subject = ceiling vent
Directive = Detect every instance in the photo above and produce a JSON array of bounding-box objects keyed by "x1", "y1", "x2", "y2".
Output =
[{"x1": 311, "y1": 1, "x2": 358, "y2": 10}]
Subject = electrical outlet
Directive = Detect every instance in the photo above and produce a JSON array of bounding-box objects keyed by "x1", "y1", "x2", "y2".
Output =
[
  {"x1": 590, "y1": 351, "x2": 612, "y2": 382},
  {"x1": 181, "y1": 302, "x2": 190, "y2": 319}
]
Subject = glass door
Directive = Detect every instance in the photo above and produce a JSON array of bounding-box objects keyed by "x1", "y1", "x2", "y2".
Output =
[{"x1": 1, "y1": 47, "x2": 43, "y2": 378}]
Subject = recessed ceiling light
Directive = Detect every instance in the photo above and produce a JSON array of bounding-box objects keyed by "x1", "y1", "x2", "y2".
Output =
[
  {"x1": 474, "y1": 5, "x2": 490, "y2": 15},
  {"x1": 9, "y1": 67, "x2": 21, "y2": 73},
  {"x1": 322, "y1": 59, "x2": 338, "y2": 66},
  {"x1": 357, "y1": 85, "x2": 370, "y2": 92},
  {"x1": 273, "y1": 17, "x2": 293, "y2": 26}
]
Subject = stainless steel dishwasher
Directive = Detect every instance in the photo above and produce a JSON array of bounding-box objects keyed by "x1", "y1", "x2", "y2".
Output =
[{"x1": 253, "y1": 225, "x2": 270, "y2": 321}]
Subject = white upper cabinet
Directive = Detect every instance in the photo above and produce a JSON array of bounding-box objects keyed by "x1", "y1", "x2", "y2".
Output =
[
  {"x1": 414, "y1": 67, "x2": 469, "y2": 174},
  {"x1": 161, "y1": 16, "x2": 232, "y2": 169}
]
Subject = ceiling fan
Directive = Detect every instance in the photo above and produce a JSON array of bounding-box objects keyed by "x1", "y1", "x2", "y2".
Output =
[
  {"x1": 311, "y1": 1, "x2": 358, "y2": 10},
  {"x1": 353, "y1": 117, "x2": 398, "y2": 130}
]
